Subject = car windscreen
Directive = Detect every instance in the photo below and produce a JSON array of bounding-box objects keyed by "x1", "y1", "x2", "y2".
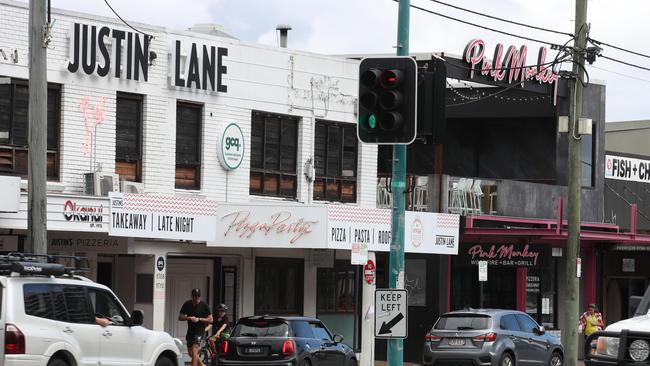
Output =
[
  {"x1": 232, "y1": 320, "x2": 290, "y2": 337},
  {"x1": 434, "y1": 314, "x2": 491, "y2": 330}
]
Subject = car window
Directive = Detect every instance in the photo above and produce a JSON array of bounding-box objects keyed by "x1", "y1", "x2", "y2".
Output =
[
  {"x1": 515, "y1": 314, "x2": 539, "y2": 334},
  {"x1": 310, "y1": 322, "x2": 332, "y2": 340},
  {"x1": 62, "y1": 286, "x2": 94, "y2": 324},
  {"x1": 291, "y1": 320, "x2": 313, "y2": 338},
  {"x1": 88, "y1": 288, "x2": 128, "y2": 326},
  {"x1": 233, "y1": 320, "x2": 289, "y2": 337},
  {"x1": 24, "y1": 284, "x2": 55, "y2": 320},
  {"x1": 500, "y1": 315, "x2": 521, "y2": 331},
  {"x1": 434, "y1": 314, "x2": 491, "y2": 330}
]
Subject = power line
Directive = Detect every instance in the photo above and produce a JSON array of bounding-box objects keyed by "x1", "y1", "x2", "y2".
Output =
[
  {"x1": 600, "y1": 55, "x2": 650, "y2": 72},
  {"x1": 588, "y1": 64, "x2": 650, "y2": 84},
  {"x1": 399, "y1": 0, "x2": 562, "y2": 48},
  {"x1": 589, "y1": 38, "x2": 650, "y2": 60},
  {"x1": 424, "y1": 0, "x2": 573, "y2": 37},
  {"x1": 103, "y1": 0, "x2": 153, "y2": 40}
]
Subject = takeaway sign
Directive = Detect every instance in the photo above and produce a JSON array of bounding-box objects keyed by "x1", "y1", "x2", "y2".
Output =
[{"x1": 108, "y1": 192, "x2": 217, "y2": 241}]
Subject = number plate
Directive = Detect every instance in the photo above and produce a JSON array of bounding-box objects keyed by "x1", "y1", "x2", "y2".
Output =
[
  {"x1": 448, "y1": 338, "x2": 466, "y2": 346},
  {"x1": 244, "y1": 347, "x2": 263, "y2": 354}
]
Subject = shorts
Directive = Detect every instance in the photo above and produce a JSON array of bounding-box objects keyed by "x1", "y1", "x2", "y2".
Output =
[{"x1": 186, "y1": 334, "x2": 204, "y2": 347}]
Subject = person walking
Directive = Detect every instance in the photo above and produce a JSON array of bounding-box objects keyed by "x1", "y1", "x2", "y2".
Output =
[
  {"x1": 179, "y1": 288, "x2": 213, "y2": 366},
  {"x1": 580, "y1": 303, "x2": 605, "y2": 354}
]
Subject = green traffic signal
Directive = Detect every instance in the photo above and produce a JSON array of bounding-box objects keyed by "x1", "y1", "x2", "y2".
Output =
[{"x1": 368, "y1": 114, "x2": 377, "y2": 129}]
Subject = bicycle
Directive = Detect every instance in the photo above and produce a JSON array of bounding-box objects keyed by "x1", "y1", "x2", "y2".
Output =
[{"x1": 198, "y1": 331, "x2": 216, "y2": 366}]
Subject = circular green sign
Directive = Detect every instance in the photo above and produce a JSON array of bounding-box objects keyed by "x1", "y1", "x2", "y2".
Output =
[{"x1": 217, "y1": 123, "x2": 245, "y2": 170}]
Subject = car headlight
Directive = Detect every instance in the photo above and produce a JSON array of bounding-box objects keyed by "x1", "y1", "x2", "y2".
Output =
[
  {"x1": 597, "y1": 337, "x2": 619, "y2": 357},
  {"x1": 629, "y1": 340, "x2": 650, "y2": 361}
]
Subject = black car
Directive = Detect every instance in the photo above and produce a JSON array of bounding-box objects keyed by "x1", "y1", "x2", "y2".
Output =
[{"x1": 218, "y1": 315, "x2": 357, "y2": 366}]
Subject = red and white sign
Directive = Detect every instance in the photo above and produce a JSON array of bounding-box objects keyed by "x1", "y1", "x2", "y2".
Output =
[
  {"x1": 109, "y1": 192, "x2": 218, "y2": 241},
  {"x1": 364, "y1": 260, "x2": 376, "y2": 285},
  {"x1": 211, "y1": 204, "x2": 327, "y2": 248},
  {"x1": 463, "y1": 39, "x2": 560, "y2": 103}
]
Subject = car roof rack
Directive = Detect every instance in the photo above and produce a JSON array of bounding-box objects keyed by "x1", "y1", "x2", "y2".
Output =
[{"x1": 0, "y1": 252, "x2": 90, "y2": 277}]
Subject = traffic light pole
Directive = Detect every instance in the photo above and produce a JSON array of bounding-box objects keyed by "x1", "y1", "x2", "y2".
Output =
[{"x1": 388, "y1": 0, "x2": 410, "y2": 365}]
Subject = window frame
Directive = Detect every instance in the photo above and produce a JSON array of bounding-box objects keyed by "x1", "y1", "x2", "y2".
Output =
[
  {"x1": 249, "y1": 111, "x2": 299, "y2": 199},
  {"x1": 175, "y1": 101, "x2": 203, "y2": 190},
  {"x1": 0, "y1": 77, "x2": 61, "y2": 180},
  {"x1": 115, "y1": 92, "x2": 144, "y2": 182},
  {"x1": 87, "y1": 287, "x2": 130, "y2": 326},
  {"x1": 254, "y1": 257, "x2": 304, "y2": 315},
  {"x1": 313, "y1": 120, "x2": 358, "y2": 203}
]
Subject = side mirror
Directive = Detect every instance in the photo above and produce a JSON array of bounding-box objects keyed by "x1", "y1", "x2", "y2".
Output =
[
  {"x1": 131, "y1": 310, "x2": 144, "y2": 326},
  {"x1": 333, "y1": 334, "x2": 344, "y2": 344},
  {"x1": 535, "y1": 325, "x2": 546, "y2": 335}
]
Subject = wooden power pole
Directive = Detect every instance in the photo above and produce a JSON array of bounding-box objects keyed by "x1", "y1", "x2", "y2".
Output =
[
  {"x1": 26, "y1": 0, "x2": 48, "y2": 254},
  {"x1": 563, "y1": 0, "x2": 588, "y2": 364}
]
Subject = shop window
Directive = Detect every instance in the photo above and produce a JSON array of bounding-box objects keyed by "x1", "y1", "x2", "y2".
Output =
[
  {"x1": 0, "y1": 78, "x2": 60, "y2": 180},
  {"x1": 317, "y1": 261, "x2": 360, "y2": 351},
  {"x1": 254, "y1": 257, "x2": 303, "y2": 315},
  {"x1": 250, "y1": 111, "x2": 298, "y2": 198},
  {"x1": 581, "y1": 126, "x2": 594, "y2": 187},
  {"x1": 313, "y1": 121, "x2": 357, "y2": 202},
  {"x1": 116, "y1": 92, "x2": 143, "y2": 182},
  {"x1": 175, "y1": 102, "x2": 202, "y2": 189}
]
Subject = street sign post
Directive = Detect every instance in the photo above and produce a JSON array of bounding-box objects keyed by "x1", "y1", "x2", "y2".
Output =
[{"x1": 375, "y1": 289, "x2": 408, "y2": 339}]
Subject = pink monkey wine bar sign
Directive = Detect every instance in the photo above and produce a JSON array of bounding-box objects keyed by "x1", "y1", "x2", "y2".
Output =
[
  {"x1": 467, "y1": 244, "x2": 546, "y2": 267},
  {"x1": 463, "y1": 39, "x2": 560, "y2": 102}
]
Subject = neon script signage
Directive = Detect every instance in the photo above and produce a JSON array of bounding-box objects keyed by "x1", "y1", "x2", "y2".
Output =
[
  {"x1": 468, "y1": 244, "x2": 540, "y2": 266},
  {"x1": 221, "y1": 211, "x2": 318, "y2": 244},
  {"x1": 463, "y1": 39, "x2": 560, "y2": 88}
]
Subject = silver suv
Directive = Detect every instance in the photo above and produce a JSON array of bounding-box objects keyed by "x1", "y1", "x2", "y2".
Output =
[
  {"x1": 0, "y1": 253, "x2": 182, "y2": 366},
  {"x1": 423, "y1": 309, "x2": 563, "y2": 366}
]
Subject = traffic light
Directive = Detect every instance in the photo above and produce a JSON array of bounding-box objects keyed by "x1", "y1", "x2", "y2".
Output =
[{"x1": 357, "y1": 57, "x2": 418, "y2": 144}]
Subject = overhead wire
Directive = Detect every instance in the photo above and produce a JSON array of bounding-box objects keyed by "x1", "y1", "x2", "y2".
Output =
[
  {"x1": 589, "y1": 38, "x2": 650, "y2": 60},
  {"x1": 396, "y1": 0, "x2": 562, "y2": 48},
  {"x1": 424, "y1": 0, "x2": 574, "y2": 37},
  {"x1": 599, "y1": 55, "x2": 650, "y2": 72},
  {"x1": 103, "y1": 0, "x2": 154, "y2": 40},
  {"x1": 587, "y1": 65, "x2": 650, "y2": 84}
]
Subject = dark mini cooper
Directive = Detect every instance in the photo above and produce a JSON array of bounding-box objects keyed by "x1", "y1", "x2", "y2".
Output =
[{"x1": 219, "y1": 315, "x2": 358, "y2": 366}]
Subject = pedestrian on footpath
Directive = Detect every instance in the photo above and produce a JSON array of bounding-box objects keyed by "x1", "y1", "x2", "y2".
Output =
[
  {"x1": 179, "y1": 288, "x2": 213, "y2": 366},
  {"x1": 579, "y1": 303, "x2": 605, "y2": 354}
]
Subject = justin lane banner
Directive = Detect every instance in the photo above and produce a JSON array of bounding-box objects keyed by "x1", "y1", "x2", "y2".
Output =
[
  {"x1": 605, "y1": 154, "x2": 650, "y2": 183},
  {"x1": 327, "y1": 206, "x2": 460, "y2": 255},
  {"x1": 108, "y1": 192, "x2": 218, "y2": 241}
]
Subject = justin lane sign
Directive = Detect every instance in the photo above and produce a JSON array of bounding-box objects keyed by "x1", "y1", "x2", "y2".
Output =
[{"x1": 108, "y1": 192, "x2": 217, "y2": 242}]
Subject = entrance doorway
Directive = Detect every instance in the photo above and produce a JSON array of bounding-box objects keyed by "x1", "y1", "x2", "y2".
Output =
[{"x1": 165, "y1": 257, "x2": 215, "y2": 363}]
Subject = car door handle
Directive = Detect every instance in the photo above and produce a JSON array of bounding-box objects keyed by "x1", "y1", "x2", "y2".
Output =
[
  {"x1": 527, "y1": 338, "x2": 534, "y2": 343},
  {"x1": 102, "y1": 331, "x2": 112, "y2": 337},
  {"x1": 62, "y1": 327, "x2": 73, "y2": 334}
]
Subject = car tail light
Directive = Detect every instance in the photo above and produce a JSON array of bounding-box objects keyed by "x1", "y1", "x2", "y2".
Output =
[
  {"x1": 282, "y1": 340, "x2": 296, "y2": 355},
  {"x1": 473, "y1": 332, "x2": 497, "y2": 342},
  {"x1": 219, "y1": 340, "x2": 229, "y2": 354},
  {"x1": 425, "y1": 333, "x2": 442, "y2": 342},
  {"x1": 5, "y1": 324, "x2": 25, "y2": 354}
]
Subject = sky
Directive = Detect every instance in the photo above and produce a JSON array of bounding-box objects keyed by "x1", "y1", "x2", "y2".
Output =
[{"x1": 33, "y1": 0, "x2": 650, "y2": 122}]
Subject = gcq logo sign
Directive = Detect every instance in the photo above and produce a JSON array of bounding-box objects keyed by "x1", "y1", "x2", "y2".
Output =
[{"x1": 217, "y1": 123, "x2": 245, "y2": 170}]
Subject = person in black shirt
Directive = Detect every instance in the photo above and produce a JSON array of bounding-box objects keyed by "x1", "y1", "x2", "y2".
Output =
[
  {"x1": 207, "y1": 303, "x2": 230, "y2": 358},
  {"x1": 178, "y1": 288, "x2": 212, "y2": 366}
]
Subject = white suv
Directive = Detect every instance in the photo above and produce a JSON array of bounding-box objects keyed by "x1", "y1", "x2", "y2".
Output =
[{"x1": 0, "y1": 254, "x2": 182, "y2": 366}]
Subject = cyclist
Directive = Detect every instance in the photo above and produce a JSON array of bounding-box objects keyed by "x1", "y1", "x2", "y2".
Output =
[{"x1": 207, "y1": 304, "x2": 230, "y2": 359}]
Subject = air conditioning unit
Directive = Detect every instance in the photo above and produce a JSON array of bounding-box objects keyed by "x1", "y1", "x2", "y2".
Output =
[
  {"x1": 120, "y1": 181, "x2": 144, "y2": 194},
  {"x1": 84, "y1": 172, "x2": 119, "y2": 196}
]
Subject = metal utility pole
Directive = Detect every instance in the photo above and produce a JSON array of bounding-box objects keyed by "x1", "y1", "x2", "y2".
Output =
[
  {"x1": 563, "y1": 0, "x2": 588, "y2": 364},
  {"x1": 26, "y1": 0, "x2": 48, "y2": 254},
  {"x1": 388, "y1": 0, "x2": 410, "y2": 364}
]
